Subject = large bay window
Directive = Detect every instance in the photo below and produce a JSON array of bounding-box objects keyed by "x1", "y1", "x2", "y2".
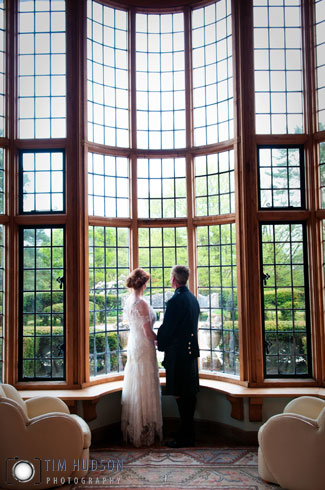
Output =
[
  {"x1": 0, "y1": 0, "x2": 325, "y2": 388},
  {"x1": 87, "y1": 0, "x2": 236, "y2": 379}
]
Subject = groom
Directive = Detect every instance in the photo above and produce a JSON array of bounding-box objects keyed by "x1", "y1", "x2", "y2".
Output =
[{"x1": 157, "y1": 265, "x2": 200, "y2": 448}]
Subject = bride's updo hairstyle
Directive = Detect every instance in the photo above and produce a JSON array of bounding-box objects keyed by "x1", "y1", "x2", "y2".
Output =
[{"x1": 126, "y1": 268, "x2": 150, "y2": 290}]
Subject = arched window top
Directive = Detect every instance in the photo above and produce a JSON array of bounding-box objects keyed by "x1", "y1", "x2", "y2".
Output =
[{"x1": 87, "y1": 0, "x2": 233, "y2": 150}]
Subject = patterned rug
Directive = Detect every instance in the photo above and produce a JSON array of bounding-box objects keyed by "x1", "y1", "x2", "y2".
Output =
[{"x1": 69, "y1": 447, "x2": 281, "y2": 490}]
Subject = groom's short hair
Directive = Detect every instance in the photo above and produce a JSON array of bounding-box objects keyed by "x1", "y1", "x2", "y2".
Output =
[{"x1": 171, "y1": 265, "x2": 190, "y2": 286}]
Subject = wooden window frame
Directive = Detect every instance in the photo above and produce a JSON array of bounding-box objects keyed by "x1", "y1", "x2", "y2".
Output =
[{"x1": 0, "y1": 0, "x2": 324, "y2": 390}]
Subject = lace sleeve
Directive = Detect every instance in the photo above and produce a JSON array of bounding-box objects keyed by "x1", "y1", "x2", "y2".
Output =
[
  {"x1": 133, "y1": 301, "x2": 149, "y2": 320},
  {"x1": 141, "y1": 304, "x2": 156, "y2": 327},
  {"x1": 125, "y1": 297, "x2": 155, "y2": 333},
  {"x1": 133, "y1": 300, "x2": 155, "y2": 328}
]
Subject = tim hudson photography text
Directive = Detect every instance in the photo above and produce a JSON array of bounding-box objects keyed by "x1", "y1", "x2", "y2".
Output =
[
  {"x1": 46, "y1": 476, "x2": 121, "y2": 486},
  {"x1": 44, "y1": 458, "x2": 123, "y2": 472},
  {"x1": 44, "y1": 459, "x2": 123, "y2": 486}
]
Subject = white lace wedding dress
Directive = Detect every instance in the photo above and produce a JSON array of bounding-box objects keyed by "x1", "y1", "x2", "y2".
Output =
[{"x1": 121, "y1": 294, "x2": 163, "y2": 447}]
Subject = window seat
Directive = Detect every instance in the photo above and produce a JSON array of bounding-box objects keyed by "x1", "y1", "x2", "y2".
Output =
[{"x1": 19, "y1": 378, "x2": 325, "y2": 423}]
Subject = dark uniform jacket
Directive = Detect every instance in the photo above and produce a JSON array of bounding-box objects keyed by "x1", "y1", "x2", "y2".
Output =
[{"x1": 157, "y1": 286, "x2": 200, "y2": 396}]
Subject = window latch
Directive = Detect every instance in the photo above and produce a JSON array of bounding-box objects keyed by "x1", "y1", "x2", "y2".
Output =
[
  {"x1": 262, "y1": 272, "x2": 270, "y2": 286},
  {"x1": 57, "y1": 343, "x2": 65, "y2": 356},
  {"x1": 56, "y1": 276, "x2": 64, "y2": 289},
  {"x1": 264, "y1": 339, "x2": 271, "y2": 354}
]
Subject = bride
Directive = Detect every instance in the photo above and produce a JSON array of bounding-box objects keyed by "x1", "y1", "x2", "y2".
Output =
[{"x1": 121, "y1": 268, "x2": 163, "y2": 447}]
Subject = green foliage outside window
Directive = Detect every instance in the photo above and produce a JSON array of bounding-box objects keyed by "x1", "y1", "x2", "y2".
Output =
[
  {"x1": 261, "y1": 222, "x2": 310, "y2": 376},
  {"x1": 89, "y1": 332, "x2": 121, "y2": 374},
  {"x1": 89, "y1": 226, "x2": 129, "y2": 376},
  {"x1": 21, "y1": 227, "x2": 65, "y2": 380}
]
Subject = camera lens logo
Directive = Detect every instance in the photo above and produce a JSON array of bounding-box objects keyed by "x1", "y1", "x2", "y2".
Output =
[{"x1": 12, "y1": 460, "x2": 35, "y2": 483}]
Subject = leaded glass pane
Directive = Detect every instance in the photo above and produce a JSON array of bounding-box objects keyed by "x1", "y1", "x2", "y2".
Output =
[
  {"x1": 136, "y1": 12, "x2": 185, "y2": 149},
  {"x1": 254, "y1": 0, "x2": 304, "y2": 134},
  {"x1": 195, "y1": 150, "x2": 235, "y2": 216},
  {"x1": 20, "y1": 227, "x2": 65, "y2": 380},
  {"x1": 258, "y1": 146, "x2": 304, "y2": 209},
  {"x1": 315, "y1": 0, "x2": 325, "y2": 130},
  {"x1": 0, "y1": 1, "x2": 5, "y2": 137},
  {"x1": 261, "y1": 223, "x2": 311, "y2": 377},
  {"x1": 138, "y1": 227, "x2": 188, "y2": 309},
  {"x1": 20, "y1": 150, "x2": 64, "y2": 213},
  {"x1": 192, "y1": 0, "x2": 233, "y2": 145},
  {"x1": 320, "y1": 142, "x2": 325, "y2": 208},
  {"x1": 0, "y1": 148, "x2": 4, "y2": 214},
  {"x1": 18, "y1": 0, "x2": 66, "y2": 138},
  {"x1": 89, "y1": 226, "x2": 129, "y2": 376},
  {"x1": 137, "y1": 158, "x2": 186, "y2": 218},
  {"x1": 197, "y1": 223, "x2": 238, "y2": 375},
  {"x1": 87, "y1": 1, "x2": 129, "y2": 147},
  {"x1": 88, "y1": 153, "x2": 129, "y2": 218}
]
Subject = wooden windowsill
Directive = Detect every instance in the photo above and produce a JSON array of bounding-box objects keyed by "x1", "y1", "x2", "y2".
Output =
[
  {"x1": 18, "y1": 378, "x2": 325, "y2": 423},
  {"x1": 19, "y1": 377, "x2": 325, "y2": 400},
  {"x1": 19, "y1": 379, "x2": 124, "y2": 401}
]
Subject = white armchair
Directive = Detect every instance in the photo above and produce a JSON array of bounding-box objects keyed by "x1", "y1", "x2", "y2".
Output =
[
  {"x1": 258, "y1": 396, "x2": 325, "y2": 490},
  {"x1": 0, "y1": 384, "x2": 91, "y2": 489}
]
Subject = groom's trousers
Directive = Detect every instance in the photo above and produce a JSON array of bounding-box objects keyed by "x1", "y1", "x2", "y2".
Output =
[{"x1": 176, "y1": 394, "x2": 197, "y2": 442}]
